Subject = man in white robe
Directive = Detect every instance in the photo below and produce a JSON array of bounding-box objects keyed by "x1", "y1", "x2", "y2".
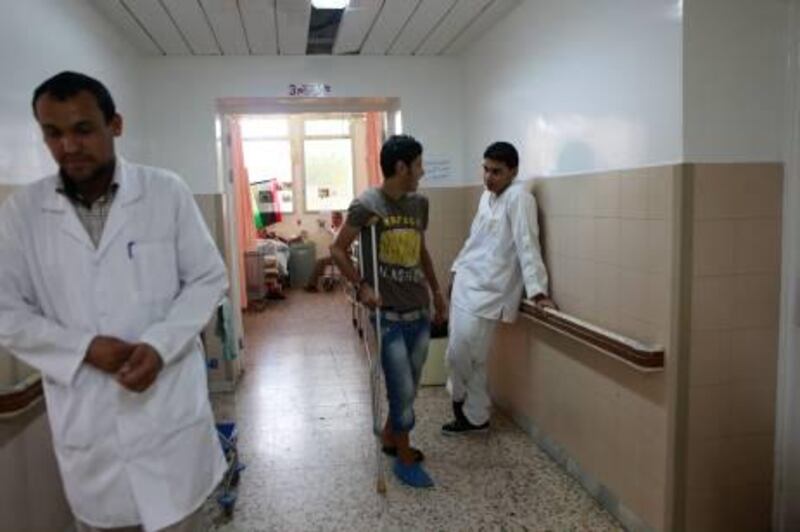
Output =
[{"x1": 443, "y1": 142, "x2": 556, "y2": 434}]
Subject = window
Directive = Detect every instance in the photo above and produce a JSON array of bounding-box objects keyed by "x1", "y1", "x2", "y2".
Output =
[
  {"x1": 304, "y1": 118, "x2": 349, "y2": 137},
  {"x1": 241, "y1": 117, "x2": 294, "y2": 213},
  {"x1": 240, "y1": 117, "x2": 289, "y2": 138},
  {"x1": 304, "y1": 138, "x2": 354, "y2": 212},
  {"x1": 303, "y1": 118, "x2": 355, "y2": 212},
  {"x1": 238, "y1": 115, "x2": 358, "y2": 215}
]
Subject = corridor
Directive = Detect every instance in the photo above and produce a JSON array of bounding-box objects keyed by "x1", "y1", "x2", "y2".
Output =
[{"x1": 207, "y1": 290, "x2": 622, "y2": 531}]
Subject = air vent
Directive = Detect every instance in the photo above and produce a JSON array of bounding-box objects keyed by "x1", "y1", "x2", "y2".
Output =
[{"x1": 306, "y1": 7, "x2": 344, "y2": 55}]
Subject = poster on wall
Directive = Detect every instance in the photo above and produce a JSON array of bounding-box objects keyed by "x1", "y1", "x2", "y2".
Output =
[{"x1": 425, "y1": 156, "x2": 452, "y2": 181}]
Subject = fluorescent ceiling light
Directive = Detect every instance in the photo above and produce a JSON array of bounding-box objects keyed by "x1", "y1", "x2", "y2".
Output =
[{"x1": 311, "y1": 0, "x2": 349, "y2": 8}]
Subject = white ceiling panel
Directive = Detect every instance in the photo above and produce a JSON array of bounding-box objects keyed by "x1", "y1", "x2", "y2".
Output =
[
  {"x1": 276, "y1": 0, "x2": 311, "y2": 55},
  {"x1": 91, "y1": 0, "x2": 513, "y2": 56},
  {"x1": 89, "y1": 0, "x2": 163, "y2": 54},
  {"x1": 332, "y1": 0, "x2": 383, "y2": 55},
  {"x1": 240, "y1": 0, "x2": 278, "y2": 55},
  {"x1": 360, "y1": 0, "x2": 419, "y2": 55},
  {"x1": 389, "y1": 0, "x2": 457, "y2": 55},
  {"x1": 445, "y1": 0, "x2": 521, "y2": 54},
  {"x1": 121, "y1": 0, "x2": 191, "y2": 54},
  {"x1": 162, "y1": 0, "x2": 220, "y2": 54},
  {"x1": 200, "y1": 0, "x2": 250, "y2": 55},
  {"x1": 416, "y1": 0, "x2": 492, "y2": 55}
]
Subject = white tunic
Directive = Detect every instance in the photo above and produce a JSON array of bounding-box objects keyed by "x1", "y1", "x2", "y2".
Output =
[
  {"x1": 0, "y1": 159, "x2": 228, "y2": 531},
  {"x1": 451, "y1": 180, "x2": 549, "y2": 323}
]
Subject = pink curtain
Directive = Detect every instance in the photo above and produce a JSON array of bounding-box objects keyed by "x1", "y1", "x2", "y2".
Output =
[
  {"x1": 230, "y1": 118, "x2": 258, "y2": 309},
  {"x1": 365, "y1": 112, "x2": 384, "y2": 187}
]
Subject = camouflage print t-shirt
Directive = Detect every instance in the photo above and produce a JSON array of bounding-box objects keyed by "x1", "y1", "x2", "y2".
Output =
[{"x1": 346, "y1": 187, "x2": 430, "y2": 312}]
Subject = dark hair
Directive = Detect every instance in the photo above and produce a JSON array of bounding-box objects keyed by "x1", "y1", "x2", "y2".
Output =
[
  {"x1": 483, "y1": 141, "x2": 519, "y2": 170},
  {"x1": 380, "y1": 135, "x2": 423, "y2": 178},
  {"x1": 32, "y1": 71, "x2": 117, "y2": 123}
]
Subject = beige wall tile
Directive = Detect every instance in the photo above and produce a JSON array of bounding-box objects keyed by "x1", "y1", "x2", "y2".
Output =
[
  {"x1": 728, "y1": 435, "x2": 775, "y2": 486},
  {"x1": 727, "y1": 328, "x2": 779, "y2": 384},
  {"x1": 687, "y1": 385, "x2": 727, "y2": 441},
  {"x1": 692, "y1": 220, "x2": 736, "y2": 276},
  {"x1": 646, "y1": 166, "x2": 672, "y2": 220},
  {"x1": 734, "y1": 218, "x2": 782, "y2": 274},
  {"x1": 689, "y1": 330, "x2": 729, "y2": 387},
  {"x1": 725, "y1": 483, "x2": 773, "y2": 531},
  {"x1": 726, "y1": 382, "x2": 776, "y2": 436},
  {"x1": 693, "y1": 163, "x2": 783, "y2": 221},
  {"x1": 620, "y1": 219, "x2": 649, "y2": 271},
  {"x1": 592, "y1": 264, "x2": 621, "y2": 331},
  {"x1": 0, "y1": 408, "x2": 72, "y2": 531},
  {"x1": 693, "y1": 164, "x2": 741, "y2": 220},
  {"x1": 733, "y1": 274, "x2": 781, "y2": 329},
  {"x1": 686, "y1": 438, "x2": 728, "y2": 493},
  {"x1": 592, "y1": 172, "x2": 620, "y2": 217},
  {"x1": 618, "y1": 314, "x2": 659, "y2": 344},
  {"x1": 645, "y1": 272, "x2": 670, "y2": 334},
  {"x1": 442, "y1": 214, "x2": 465, "y2": 240},
  {"x1": 647, "y1": 219, "x2": 670, "y2": 274},
  {"x1": 620, "y1": 169, "x2": 649, "y2": 219},
  {"x1": 633, "y1": 477, "x2": 666, "y2": 531},
  {"x1": 572, "y1": 176, "x2": 594, "y2": 217},
  {"x1": 534, "y1": 180, "x2": 554, "y2": 215},
  {"x1": 619, "y1": 270, "x2": 649, "y2": 320},
  {"x1": 593, "y1": 218, "x2": 621, "y2": 265},
  {"x1": 573, "y1": 218, "x2": 596, "y2": 261},
  {"x1": 690, "y1": 276, "x2": 737, "y2": 331},
  {"x1": 559, "y1": 217, "x2": 579, "y2": 259},
  {"x1": 735, "y1": 164, "x2": 783, "y2": 219},
  {"x1": 685, "y1": 489, "x2": 727, "y2": 531}
]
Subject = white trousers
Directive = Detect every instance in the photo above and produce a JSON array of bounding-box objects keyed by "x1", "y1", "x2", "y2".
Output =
[{"x1": 445, "y1": 305, "x2": 498, "y2": 426}]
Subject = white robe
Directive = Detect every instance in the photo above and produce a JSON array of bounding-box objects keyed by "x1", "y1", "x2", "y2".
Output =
[
  {"x1": 0, "y1": 159, "x2": 227, "y2": 531},
  {"x1": 451, "y1": 180, "x2": 549, "y2": 323}
]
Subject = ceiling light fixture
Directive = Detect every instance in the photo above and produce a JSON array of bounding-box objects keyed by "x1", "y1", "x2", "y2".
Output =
[{"x1": 311, "y1": 0, "x2": 349, "y2": 9}]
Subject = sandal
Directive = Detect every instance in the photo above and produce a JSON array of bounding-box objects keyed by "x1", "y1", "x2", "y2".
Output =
[{"x1": 381, "y1": 445, "x2": 425, "y2": 462}]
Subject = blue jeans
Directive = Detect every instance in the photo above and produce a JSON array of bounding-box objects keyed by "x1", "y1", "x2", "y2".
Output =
[{"x1": 372, "y1": 311, "x2": 431, "y2": 433}]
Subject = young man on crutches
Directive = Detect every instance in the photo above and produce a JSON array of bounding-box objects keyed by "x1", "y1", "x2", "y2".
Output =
[{"x1": 331, "y1": 135, "x2": 446, "y2": 488}]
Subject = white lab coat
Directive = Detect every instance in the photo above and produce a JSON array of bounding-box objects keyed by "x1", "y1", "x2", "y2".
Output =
[
  {"x1": 0, "y1": 159, "x2": 228, "y2": 531},
  {"x1": 450, "y1": 180, "x2": 549, "y2": 323}
]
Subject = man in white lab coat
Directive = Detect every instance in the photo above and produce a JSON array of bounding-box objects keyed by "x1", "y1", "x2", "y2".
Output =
[
  {"x1": 0, "y1": 72, "x2": 228, "y2": 531},
  {"x1": 443, "y1": 142, "x2": 556, "y2": 435}
]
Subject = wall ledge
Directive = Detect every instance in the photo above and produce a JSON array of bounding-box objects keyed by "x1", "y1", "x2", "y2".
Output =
[
  {"x1": 520, "y1": 302, "x2": 665, "y2": 372},
  {"x1": 0, "y1": 374, "x2": 43, "y2": 420}
]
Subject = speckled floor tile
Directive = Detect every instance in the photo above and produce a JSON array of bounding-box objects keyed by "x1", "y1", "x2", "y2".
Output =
[{"x1": 205, "y1": 289, "x2": 622, "y2": 531}]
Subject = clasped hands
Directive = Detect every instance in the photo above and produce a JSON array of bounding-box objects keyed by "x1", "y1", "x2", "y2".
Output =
[{"x1": 85, "y1": 336, "x2": 163, "y2": 393}]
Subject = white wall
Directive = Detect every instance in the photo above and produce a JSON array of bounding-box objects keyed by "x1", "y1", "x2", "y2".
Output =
[
  {"x1": 139, "y1": 56, "x2": 465, "y2": 193},
  {"x1": 683, "y1": 0, "x2": 788, "y2": 163},
  {"x1": 461, "y1": 0, "x2": 683, "y2": 181},
  {"x1": 0, "y1": 0, "x2": 145, "y2": 185},
  {"x1": 779, "y1": 2, "x2": 800, "y2": 529}
]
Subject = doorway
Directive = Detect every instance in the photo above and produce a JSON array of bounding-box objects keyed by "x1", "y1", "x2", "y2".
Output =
[{"x1": 214, "y1": 97, "x2": 401, "y2": 366}]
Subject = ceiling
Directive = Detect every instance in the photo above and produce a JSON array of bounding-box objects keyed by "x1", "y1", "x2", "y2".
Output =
[{"x1": 89, "y1": 0, "x2": 521, "y2": 56}]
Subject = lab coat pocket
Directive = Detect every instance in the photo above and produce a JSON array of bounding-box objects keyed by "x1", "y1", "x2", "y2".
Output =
[
  {"x1": 131, "y1": 239, "x2": 179, "y2": 304},
  {"x1": 44, "y1": 375, "x2": 105, "y2": 449},
  {"x1": 150, "y1": 351, "x2": 211, "y2": 435}
]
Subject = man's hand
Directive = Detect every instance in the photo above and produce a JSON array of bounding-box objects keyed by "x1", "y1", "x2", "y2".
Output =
[
  {"x1": 85, "y1": 336, "x2": 136, "y2": 374},
  {"x1": 116, "y1": 343, "x2": 164, "y2": 393},
  {"x1": 433, "y1": 291, "x2": 448, "y2": 325},
  {"x1": 358, "y1": 283, "x2": 382, "y2": 309},
  {"x1": 532, "y1": 294, "x2": 558, "y2": 311}
]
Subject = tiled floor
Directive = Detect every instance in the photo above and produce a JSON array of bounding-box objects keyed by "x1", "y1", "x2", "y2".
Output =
[{"x1": 206, "y1": 289, "x2": 622, "y2": 531}]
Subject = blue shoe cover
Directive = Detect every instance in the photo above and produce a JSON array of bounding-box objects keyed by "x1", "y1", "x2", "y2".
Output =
[{"x1": 393, "y1": 459, "x2": 434, "y2": 488}]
